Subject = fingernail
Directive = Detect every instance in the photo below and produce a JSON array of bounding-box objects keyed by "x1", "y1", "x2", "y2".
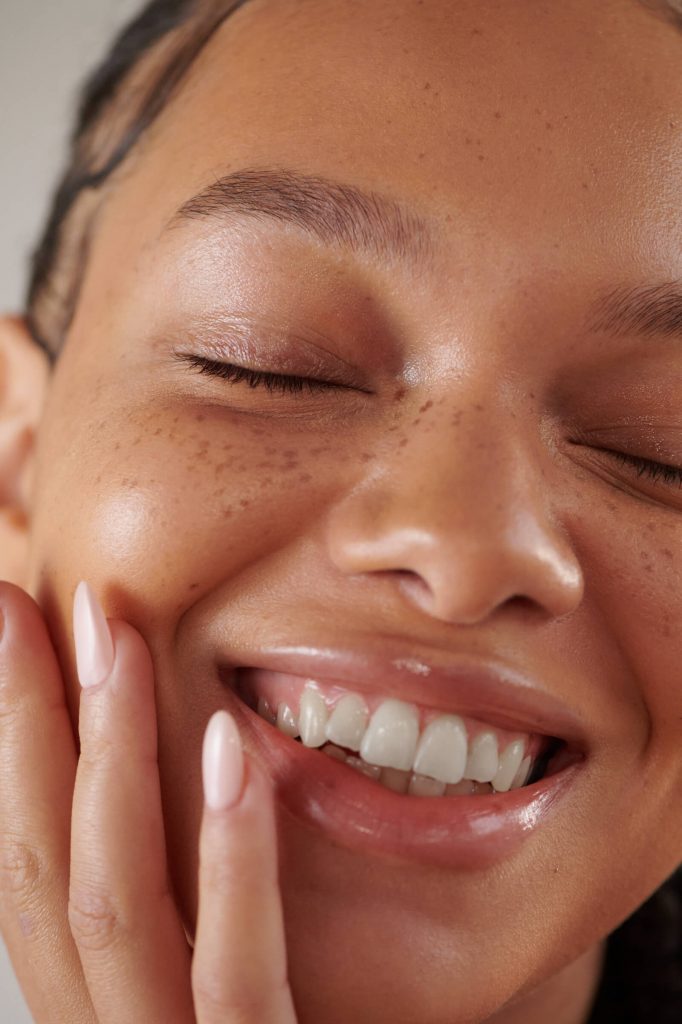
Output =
[
  {"x1": 73, "y1": 580, "x2": 115, "y2": 688},
  {"x1": 202, "y1": 710, "x2": 245, "y2": 811}
]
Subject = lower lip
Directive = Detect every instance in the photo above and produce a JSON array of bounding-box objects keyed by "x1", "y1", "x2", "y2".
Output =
[{"x1": 226, "y1": 689, "x2": 583, "y2": 870}]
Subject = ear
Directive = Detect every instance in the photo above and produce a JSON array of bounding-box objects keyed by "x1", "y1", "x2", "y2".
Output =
[{"x1": 0, "y1": 316, "x2": 51, "y2": 587}]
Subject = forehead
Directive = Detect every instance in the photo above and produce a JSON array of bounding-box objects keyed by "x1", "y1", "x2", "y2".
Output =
[{"x1": 93, "y1": 0, "x2": 682, "y2": 303}]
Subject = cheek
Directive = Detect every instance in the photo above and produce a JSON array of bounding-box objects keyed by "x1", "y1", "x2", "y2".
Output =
[
  {"x1": 27, "y1": 398, "x2": 347, "y2": 628},
  {"x1": 570, "y1": 495, "x2": 682, "y2": 759}
]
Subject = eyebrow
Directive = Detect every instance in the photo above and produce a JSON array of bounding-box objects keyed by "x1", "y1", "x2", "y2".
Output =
[
  {"x1": 170, "y1": 166, "x2": 682, "y2": 348},
  {"x1": 168, "y1": 165, "x2": 437, "y2": 268},
  {"x1": 585, "y1": 280, "x2": 682, "y2": 344}
]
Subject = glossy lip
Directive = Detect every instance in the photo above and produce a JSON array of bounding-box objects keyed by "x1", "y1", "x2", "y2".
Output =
[
  {"x1": 218, "y1": 644, "x2": 590, "y2": 749},
  {"x1": 216, "y1": 644, "x2": 589, "y2": 869},
  {"x1": 225, "y1": 683, "x2": 583, "y2": 870}
]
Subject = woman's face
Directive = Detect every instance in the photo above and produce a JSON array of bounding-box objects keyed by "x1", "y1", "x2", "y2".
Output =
[{"x1": 8, "y1": 0, "x2": 682, "y2": 1020}]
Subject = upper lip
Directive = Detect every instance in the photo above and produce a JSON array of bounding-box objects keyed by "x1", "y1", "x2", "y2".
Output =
[{"x1": 218, "y1": 640, "x2": 589, "y2": 749}]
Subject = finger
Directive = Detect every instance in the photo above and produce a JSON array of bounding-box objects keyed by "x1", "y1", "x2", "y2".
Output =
[
  {"x1": 193, "y1": 711, "x2": 297, "y2": 1024},
  {"x1": 0, "y1": 581, "x2": 97, "y2": 1024},
  {"x1": 69, "y1": 581, "x2": 194, "y2": 1024}
]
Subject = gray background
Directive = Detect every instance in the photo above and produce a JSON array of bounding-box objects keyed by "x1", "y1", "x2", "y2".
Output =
[{"x1": 1, "y1": 3, "x2": 143, "y2": 1018}]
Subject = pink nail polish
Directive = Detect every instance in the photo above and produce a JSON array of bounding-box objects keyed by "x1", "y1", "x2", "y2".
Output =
[
  {"x1": 73, "y1": 580, "x2": 115, "y2": 688},
  {"x1": 203, "y1": 710, "x2": 245, "y2": 810}
]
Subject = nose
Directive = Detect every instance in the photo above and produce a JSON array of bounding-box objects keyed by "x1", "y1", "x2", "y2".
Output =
[{"x1": 326, "y1": 410, "x2": 584, "y2": 625}]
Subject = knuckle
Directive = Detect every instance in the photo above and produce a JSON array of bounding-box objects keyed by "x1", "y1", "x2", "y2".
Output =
[
  {"x1": 192, "y1": 972, "x2": 229, "y2": 1017},
  {"x1": 78, "y1": 733, "x2": 117, "y2": 769},
  {"x1": 68, "y1": 887, "x2": 123, "y2": 952},
  {"x1": 192, "y1": 969, "x2": 282, "y2": 1023},
  {"x1": 0, "y1": 839, "x2": 46, "y2": 905}
]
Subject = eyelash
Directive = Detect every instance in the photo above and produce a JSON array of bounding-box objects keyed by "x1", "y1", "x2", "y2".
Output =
[
  {"x1": 180, "y1": 354, "x2": 682, "y2": 490},
  {"x1": 603, "y1": 449, "x2": 682, "y2": 489},
  {"x1": 179, "y1": 353, "x2": 343, "y2": 394}
]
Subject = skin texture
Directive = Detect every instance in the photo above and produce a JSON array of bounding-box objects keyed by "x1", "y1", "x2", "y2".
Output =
[{"x1": 1, "y1": 0, "x2": 681, "y2": 1021}]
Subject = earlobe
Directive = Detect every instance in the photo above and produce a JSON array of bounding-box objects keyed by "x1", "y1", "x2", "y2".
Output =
[{"x1": 0, "y1": 315, "x2": 51, "y2": 586}]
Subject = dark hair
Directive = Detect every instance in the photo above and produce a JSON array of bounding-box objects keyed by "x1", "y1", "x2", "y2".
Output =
[
  {"x1": 23, "y1": 2, "x2": 682, "y2": 1016},
  {"x1": 588, "y1": 868, "x2": 682, "y2": 1023},
  {"x1": 26, "y1": 0, "x2": 252, "y2": 367}
]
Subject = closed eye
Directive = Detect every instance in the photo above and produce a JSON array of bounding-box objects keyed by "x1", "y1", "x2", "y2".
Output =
[
  {"x1": 177, "y1": 353, "x2": 362, "y2": 394},
  {"x1": 604, "y1": 449, "x2": 682, "y2": 489}
]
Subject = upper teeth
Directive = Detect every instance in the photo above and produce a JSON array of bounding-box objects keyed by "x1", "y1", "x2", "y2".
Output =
[{"x1": 258, "y1": 684, "x2": 535, "y2": 792}]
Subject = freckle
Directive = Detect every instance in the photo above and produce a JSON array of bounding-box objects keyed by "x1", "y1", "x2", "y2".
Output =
[
  {"x1": 95, "y1": 475, "x2": 101, "y2": 485},
  {"x1": 153, "y1": 427, "x2": 162, "y2": 436},
  {"x1": 471, "y1": 26, "x2": 482, "y2": 35},
  {"x1": 662, "y1": 548, "x2": 673, "y2": 559},
  {"x1": 240, "y1": 499, "x2": 251, "y2": 509},
  {"x1": 418, "y1": 152, "x2": 426, "y2": 159},
  {"x1": 256, "y1": 461, "x2": 273, "y2": 470},
  {"x1": 173, "y1": 417, "x2": 179, "y2": 425},
  {"x1": 189, "y1": 582, "x2": 200, "y2": 590},
  {"x1": 195, "y1": 413, "x2": 205, "y2": 422},
  {"x1": 424, "y1": 81, "x2": 431, "y2": 90},
  {"x1": 529, "y1": 392, "x2": 535, "y2": 399},
  {"x1": 299, "y1": 473, "x2": 313, "y2": 483},
  {"x1": 478, "y1": 154, "x2": 485, "y2": 161},
  {"x1": 399, "y1": 438, "x2": 409, "y2": 448},
  {"x1": 223, "y1": 507, "x2": 233, "y2": 518},
  {"x1": 361, "y1": 452, "x2": 374, "y2": 462},
  {"x1": 283, "y1": 450, "x2": 298, "y2": 459},
  {"x1": 394, "y1": 387, "x2": 407, "y2": 401},
  {"x1": 419, "y1": 400, "x2": 434, "y2": 413},
  {"x1": 412, "y1": 418, "x2": 422, "y2": 427},
  {"x1": 451, "y1": 413, "x2": 462, "y2": 426},
  {"x1": 474, "y1": 403, "x2": 484, "y2": 411},
  {"x1": 311, "y1": 446, "x2": 331, "y2": 455},
  {"x1": 283, "y1": 461, "x2": 299, "y2": 471},
  {"x1": 114, "y1": 442, "x2": 121, "y2": 451},
  {"x1": 494, "y1": 111, "x2": 502, "y2": 119}
]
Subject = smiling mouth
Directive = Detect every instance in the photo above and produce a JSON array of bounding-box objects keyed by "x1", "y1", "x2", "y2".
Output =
[
  {"x1": 218, "y1": 652, "x2": 586, "y2": 868},
  {"x1": 233, "y1": 668, "x2": 570, "y2": 798}
]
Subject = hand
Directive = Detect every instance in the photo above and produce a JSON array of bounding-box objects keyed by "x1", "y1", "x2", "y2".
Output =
[{"x1": 0, "y1": 580, "x2": 298, "y2": 1023}]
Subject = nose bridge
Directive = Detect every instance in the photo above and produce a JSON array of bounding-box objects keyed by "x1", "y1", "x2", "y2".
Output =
[
  {"x1": 392, "y1": 401, "x2": 514, "y2": 530},
  {"x1": 326, "y1": 399, "x2": 584, "y2": 623}
]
